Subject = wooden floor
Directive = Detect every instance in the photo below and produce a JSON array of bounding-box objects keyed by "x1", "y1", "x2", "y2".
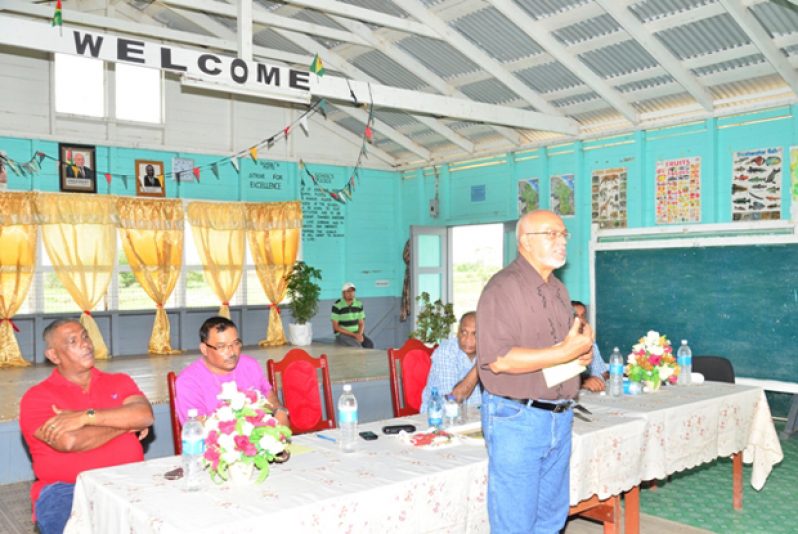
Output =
[{"x1": 0, "y1": 342, "x2": 388, "y2": 423}]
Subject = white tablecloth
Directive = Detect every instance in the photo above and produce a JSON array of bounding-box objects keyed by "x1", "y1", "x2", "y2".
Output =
[
  {"x1": 64, "y1": 384, "x2": 782, "y2": 533},
  {"x1": 579, "y1": 382, "x2": 784, "y2": 489}
]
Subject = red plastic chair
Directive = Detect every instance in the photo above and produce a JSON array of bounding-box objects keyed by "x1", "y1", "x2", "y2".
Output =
[
  {"x1": 387, "y1": 338, "x2": 436, "y2": 417},
  {"x1": 167, "y1": 371, "x2": 182, "y2": 455},
  {"x1": 267, "y1": 349, "x2": 336, "y2": 435}
]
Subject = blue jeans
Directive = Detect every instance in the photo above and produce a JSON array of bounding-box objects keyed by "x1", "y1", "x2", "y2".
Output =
[
  {"x1": 35, "y1": 482, "x2": 75, "y2": 534},
  {"x1": 481, "y1": 391, "x2": 573, "y2": 534}
]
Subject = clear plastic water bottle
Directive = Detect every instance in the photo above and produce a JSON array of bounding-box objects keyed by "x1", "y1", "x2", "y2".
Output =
[
  {"x1": 181, "y1": 408, "x2": 205, "y2": 491},
  {"x1": 443, "y1": 394, "x2": 459, "y2": 428},
  {"x1": 428, "y1": 387, "x2": 443, "y2": 428},
  {"x1": 337, "y1": 384, "x2": 358, "y2": 452},
  {"x1": 677, "y1": 340, "x2": 692, "y2": 385},
  {"x1": 609, "y1": 347, "x2": 624, "y2": 397}
]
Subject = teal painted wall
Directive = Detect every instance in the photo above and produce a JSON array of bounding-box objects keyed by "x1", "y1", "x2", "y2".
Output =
[
  {"x1": 0, "y1": 135, "x2": 403, "y2": 300},
  {"x1": 401, "y1": 105, "x2": 798, "y2": 304}
]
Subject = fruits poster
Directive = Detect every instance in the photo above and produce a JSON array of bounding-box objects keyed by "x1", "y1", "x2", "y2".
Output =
[
  {"x1": 655, "y1": 156, "x2": 701, "y2": 224},
  {"x1": 591, "y1": 167, "x2": 627, "y2": 228},
  {"x1": 731, "y1": 147, "x2": 781, "y2": 221}
]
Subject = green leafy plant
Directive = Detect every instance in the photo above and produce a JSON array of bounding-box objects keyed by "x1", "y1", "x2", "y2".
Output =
[
  {"x1": 285, "y1": 261, "x2": 322, "y2": 325},
  {"x1": 411, "y1": 292, "x2": 456, "y2": 343}
]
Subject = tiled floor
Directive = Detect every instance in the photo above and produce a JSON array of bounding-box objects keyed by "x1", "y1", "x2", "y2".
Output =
[{"x1": 641, "y1": 422, "x2": 796, "y2": 533}]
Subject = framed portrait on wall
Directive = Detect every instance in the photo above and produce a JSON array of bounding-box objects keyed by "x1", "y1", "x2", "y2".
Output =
[
  {"x1": 135, "y1": 159, "x2": 165, "y2": 197},
  {"x1": 59, "y1": 143, "x2": 97, "y2": 193}
]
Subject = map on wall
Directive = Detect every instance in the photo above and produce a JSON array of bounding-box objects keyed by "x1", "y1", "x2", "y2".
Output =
[
  {"x1": 517, "y1": 178, "x2": 539, "y2": 215},
  {"x1": 655, "y1": 156, "x2": 701, "y2": 224},
  {"x1": 732, "y1": 147, "x2": 782, "y2": 221},
  {"x1": 790, "y1": 146, "x2": 798, "y2": 202},
  {"x1": 550, "y1": 174, "x2": 575, "y2": 217},
  {"x1": 591, "y1": 167, "x2": 627, "y2": 229}
]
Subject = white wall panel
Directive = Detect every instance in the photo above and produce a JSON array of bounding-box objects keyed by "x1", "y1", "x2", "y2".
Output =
[{"x1": 0, "y1": 47, "x2": 50, "y2": 134}]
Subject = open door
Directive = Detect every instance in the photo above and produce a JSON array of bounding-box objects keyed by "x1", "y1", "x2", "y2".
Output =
[{"x1": 410, "y1": 226, "x2": 449, "y2": 329}]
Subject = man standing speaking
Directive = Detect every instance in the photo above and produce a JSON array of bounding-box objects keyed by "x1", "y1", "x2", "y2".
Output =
[{"x1": 477, "y1": 210, "x2": 594, "y2": 533}]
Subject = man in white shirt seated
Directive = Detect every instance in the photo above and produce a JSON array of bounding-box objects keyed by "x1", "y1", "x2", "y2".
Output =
[{"x1": 420, "y1": 311, "x2": 480, "y2": 412}]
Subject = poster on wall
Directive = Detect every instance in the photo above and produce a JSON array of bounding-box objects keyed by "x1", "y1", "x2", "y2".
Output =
[
  {"x1": 172, "y1": 157, "x2": 195, "y2": 183},
  {"x1": 517, "y1": 178, "x2": 539, "y2": 215},
  {"x1": 550, "y1": 174, "x2": 574, "y2": 217},
  {"x1": 731, "y1": 147, "x2": 781, "y2": 221},
  {"x1": 591, "y1": 167, "x2": 627, "y2": 228},
  {"x1": 59, "y1": 143, "x2": 97, "y2": 193},
  {"x1": 790, "y1": 146, "x2": 798, "y2": 202},
  {"x1": 655, "y1": 156, "x2": 700, "y2": 224},
  {"x1": 135, "y1": 159, "x2": 166, "y2": 197}
]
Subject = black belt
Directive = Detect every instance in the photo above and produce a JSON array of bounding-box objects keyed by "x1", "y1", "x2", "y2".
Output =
[{"x1": 499, "y1": 395, "x2": 574, "y2": 413}]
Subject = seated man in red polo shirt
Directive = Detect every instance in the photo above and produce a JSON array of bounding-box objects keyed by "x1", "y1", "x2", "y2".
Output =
[{"x1": 19, "y1": 319, "x2": 154, "y2": 534}]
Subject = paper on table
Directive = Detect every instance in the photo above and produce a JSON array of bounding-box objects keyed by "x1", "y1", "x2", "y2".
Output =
[{"x1": 542, "y1": 360, "x2": 586, "y2": 388}]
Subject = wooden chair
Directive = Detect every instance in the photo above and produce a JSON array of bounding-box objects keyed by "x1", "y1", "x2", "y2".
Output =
[
  {"x1": 692, "y1": 355, "x2": 735, "y2": 383},
  {"x1": 267, "y1": 349, "x2": 336, "y2": 435},
  {"x1": 167, "y1": 371, "x2": 182, "y2": 455},
  {"x1": 387, "y1": 338, "x2": 436, "y2": 417}
]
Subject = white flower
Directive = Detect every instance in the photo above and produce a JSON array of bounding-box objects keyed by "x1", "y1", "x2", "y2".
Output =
[
  {"x1": 218, "y1": 432, "x2": 237, "y2": 452},
  {"x1": 229, "y1": 391, "x2": 247, "y2": 411},
  {"x1": 204, "y1": 418, "x2": 219, "y2": 436},
  {"x1": 215, "y1": 406, "x2": 235, "y2": 422},
  {"x1": 221, "y1": 449, "x2": 241, "y2": 465},
  {"x1": 218, "y1": 381, "x2": 239, "y2": 401},
  {"x1": 660, "y1": 366, "x2": 674, "y2": 381},
  {"x1": 645, "y1": 331, "x2": 660, "y2": 346},
  {"x1": 240, "y1": 421, "x2": 254, "y2": 437},
  {"x1": 627, "y1": 353, "x2": 637, "y2": 364},
  {"x1": 259, "y1": 434, "x2": 285, "y2": 454},
  {"x1": 650, "y1": 345, "x2": 664, "y2": 356}
]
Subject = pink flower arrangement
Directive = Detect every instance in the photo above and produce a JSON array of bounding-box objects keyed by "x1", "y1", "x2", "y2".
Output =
[
  {"x1": 626, "y1": 330, "x2": 680, "y2": 386},
  {"x1": 203, "y1": 382, "x2": 292, "y2": 484}
]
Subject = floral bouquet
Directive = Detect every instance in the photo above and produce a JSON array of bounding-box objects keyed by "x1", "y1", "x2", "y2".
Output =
[
  {"x1": 626, "y1": 330, "x2": 680, "y2": 388},
  {"x1": 203, "y1": 382, "x2": 292, "y2": 484}
]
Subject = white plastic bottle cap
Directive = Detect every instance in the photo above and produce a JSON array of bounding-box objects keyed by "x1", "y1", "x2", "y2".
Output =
[
  {"x1": 343, "y1": 384, "x2": 352, "y2": 392},
  {"x1": 681, "y1": 339, "x2": 688, "y2": 344},
  {"x1": 187, "y1": 408, "x2": 198, "y2": 418},
  {"x1": 613, "y1": 347, "x2": 619, "y2": 351}
]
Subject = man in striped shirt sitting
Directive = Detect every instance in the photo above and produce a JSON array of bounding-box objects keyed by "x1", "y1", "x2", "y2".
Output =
[{"x1": 331, "y1": 282, "x2": 374, "y2": 348}]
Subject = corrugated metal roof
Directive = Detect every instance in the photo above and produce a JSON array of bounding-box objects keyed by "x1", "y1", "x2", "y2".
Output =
[
  {"x1": 459, "y1": 78, "x2": 520, "y2": 105},
  {"x1": 750, "y1": 1, "x2": 798, "y2": 38},
  {"x1": 516, "y1": 62, "x2": 586, "y2": 93},
  {"x1": 374, "y1": 110, "x2": 421, "y2": 128},
  {"x1": 451, "y1": 7, "x2": 544, "y2": 63},
  {"x1": 292, "y1": 9, "x2": 347, "y2": 31},
  {"x1": 691, "y1": 53, "x2": 767, "y2": 77},
  {"x1": 579, "y1": 40, "x2": 659, "y2": 78},
  {"x1": 350, "y1": 50, "x2": 429, "y2": 90},
  {"x1": 395, "y1": 36, "x2": 481, "y2": 79},
  {"x1": 337, "y1": 0, "x2": 409, "y2": 18},
  {"x1": 550, "y1": 91, "x2": 601, "y2": 108},
  {"x1": 655, "y1": 13, "x2": 749, "y2": 60},
  {"x1": 253, "y1": 29, "x2": 311, "y2": 56},
  {"x1": 552, "y1": 14, "x2": 622, "y2": 45},
  {"x1": 615, "y1": 74, "x2": 675, "y2": 93},
  {"x1": 514, "y1": 0, "x2": 590, "y2": 20},
  {"x1": 628, "y1": 0, "x2": 715, "y2": 23}
]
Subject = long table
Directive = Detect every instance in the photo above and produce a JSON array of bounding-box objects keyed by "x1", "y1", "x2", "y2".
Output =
[{"x1": 63, "y1": 383, "x2": 782, "y2": 533}]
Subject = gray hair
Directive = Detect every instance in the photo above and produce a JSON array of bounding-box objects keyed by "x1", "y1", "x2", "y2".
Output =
[{"x1": 42, "y1": 318, "x2": 82, "y2": 348}]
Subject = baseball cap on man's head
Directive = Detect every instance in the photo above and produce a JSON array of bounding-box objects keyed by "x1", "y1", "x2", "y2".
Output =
[{"x1": 341, "y1": 282, "x2": 356, "y2": 292}]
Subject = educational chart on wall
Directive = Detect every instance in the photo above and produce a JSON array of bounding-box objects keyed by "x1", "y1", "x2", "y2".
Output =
[
  {"x1": 550, "y1": 174, "x2": 574, "y2": 217},
  {"x1": 172, "y1": 157, "x2": 195, "y2": 183},
  {"x1": 517, "y1": 178, "x2": 539, "y2": 215},
  {"x1": 655, "y1": 156, "x2": 700, "y2": 224},
  {"x1": 790, "y1": 146, "x2": 798, "y2": 202},
  {"x1": 301, "y1": 171, "x2": 345, "y2": 243},
  {"x1": 591, "y1": 167, "x2": 627, "y2": 228},
  {"x1": 731, "y1": 147, "x2": 781, "y2": 221}
]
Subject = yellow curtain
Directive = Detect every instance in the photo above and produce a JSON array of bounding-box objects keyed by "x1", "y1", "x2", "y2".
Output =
[
  {"x1": 187, "y1": 201, "x2": 245, "y2": 318},
  {"x1": 0, "y1": 192, "x2": 37, "y2": 367},
  {"x1": 245, "y1": 201, "x2": 302, "y2": 346},
  {"x1": 35, "y1": 193, "x2": 115, "y2": 359},
  {"x1": 117, "y1": 198, "x2": 184, "y2": 355}
]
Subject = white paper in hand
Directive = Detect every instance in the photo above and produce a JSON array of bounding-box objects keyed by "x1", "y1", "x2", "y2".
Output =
[{"x1": 542, "y1": 360, "x2": 586, "y2": 388}]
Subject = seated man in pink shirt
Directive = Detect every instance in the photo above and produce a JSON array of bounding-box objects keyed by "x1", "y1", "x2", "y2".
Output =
[{"x1": 176, "y1": 316, "x2": 289, "y2": 427}]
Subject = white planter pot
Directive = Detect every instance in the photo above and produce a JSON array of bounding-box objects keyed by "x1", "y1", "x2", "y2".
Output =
[{"x1": 288, "y1": 322, "x2": 313, "y2": 346}]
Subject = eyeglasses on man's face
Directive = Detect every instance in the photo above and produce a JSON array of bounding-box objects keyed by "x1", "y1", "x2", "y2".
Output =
[
  {"x1": 204, "y1": 340, "x2": 243, "y2": 353},
  {"x1": 525, "y1": 230, "x2": 570, "y2": 241}
]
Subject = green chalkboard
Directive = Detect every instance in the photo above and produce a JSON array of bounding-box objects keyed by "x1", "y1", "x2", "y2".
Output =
[{"x1": 595, "y1": 244, "x2": 798, "y2": 382}]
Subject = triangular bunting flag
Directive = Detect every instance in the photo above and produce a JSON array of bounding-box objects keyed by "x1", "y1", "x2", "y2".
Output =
[
  {"x1": 104, "y1": 173, "x2": 112, "y2": 185},
  {"x1": 364, "y1": 125, "x2": 374, "y2": 143},
  {"x1": 36, "y1": 152, "x2": 46, "y2": 164},
  {"x1": 193, "y1": 167, "x2": 200, "y2": 181},
  {"x1": 298, "y1": 159, "x2": 305, "y2": 170},
  {"x1": 317, "y1": 99, "x2": 328, "y2": 119},
  {"x1": 283, "y1": 126, "x2": 290, "y2": 139},
  {"x1": 267, "y1": 136, "x2": 275, "y2": 149},
  {"x1": 249, "y1": 147, "x2": 258, "y2": 162},
  {"x1": 52, "y1": 0, "x2": 63, "y2": 27},
  {"x1": 309, "y1": 54, "x2": 325, "y2": 77},
  {"x1": 6, "y1": 159, "x2": 20, "y2": 176},
  {"x1": 230, "y1": 156, "x2": 240, "y2": 173},
  {"x1": 299, "y1": 116, "x2": 309, "y2": 136},
  {"x1": 211, "y1": 163, "x2": 220, "y2": 179},
  {"x1": 29, "y1": 157, "x2": 41, "y2": 173}
]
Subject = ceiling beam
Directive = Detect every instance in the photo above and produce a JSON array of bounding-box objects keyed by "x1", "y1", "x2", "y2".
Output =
[
  {"x1": 237, "y1": 0, "x2": 253, "y2": 62},
  {"x1": 487, "y1": 0, "x2": 637, "y2": 124},
  {"x1": 595, "y1": 0, "x2": 715, "y2": 112},
  {"x1": 718, "y1": 0, "x2": 798, "y2": 97},
  {"x1": 272, "y1": 0, "x2": 441, "y2": 39},
  {"x1": 392, "y1": 0, "x2": 564, "y2": 117}
]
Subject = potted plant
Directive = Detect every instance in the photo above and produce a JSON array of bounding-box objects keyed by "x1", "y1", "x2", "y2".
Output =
[
  {"x1": 285, "y1": 261, "x2": 322, "y2": 346},
  {"x1": 411, "y1": 292, "x2": 456, "y2": 344}
]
